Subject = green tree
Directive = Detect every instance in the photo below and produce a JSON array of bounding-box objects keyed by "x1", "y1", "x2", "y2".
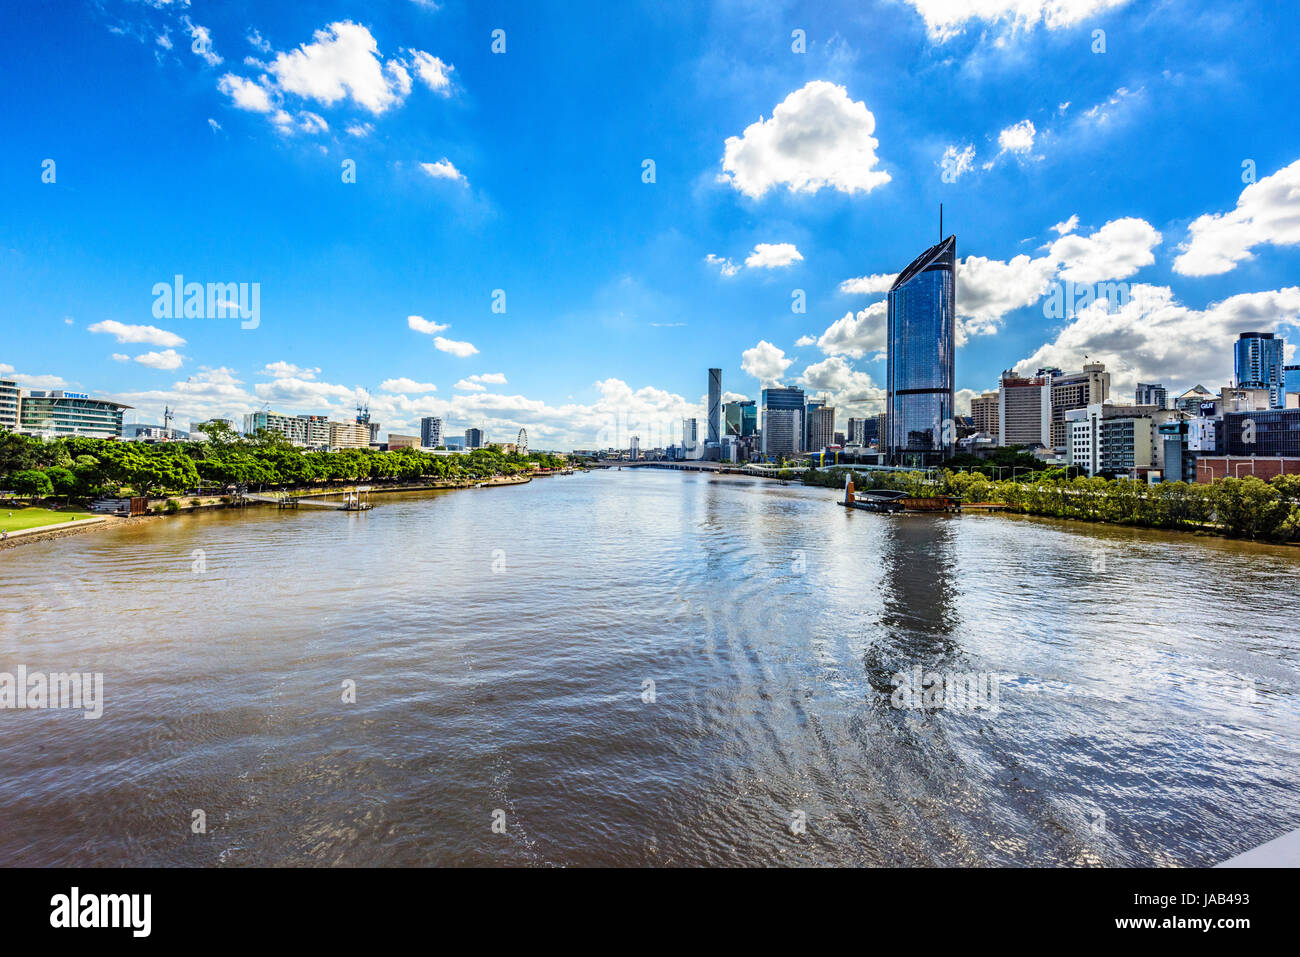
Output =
[{"x1": 12, "y1": 469, "x2": 53, "y2": 498}]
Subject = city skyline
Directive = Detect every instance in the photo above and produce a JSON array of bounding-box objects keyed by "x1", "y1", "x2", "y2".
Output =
[{"x1": 4, "y1": 2, "x2": 1300, "y2": 451}]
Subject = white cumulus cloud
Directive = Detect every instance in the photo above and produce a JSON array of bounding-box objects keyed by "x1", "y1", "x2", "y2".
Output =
[
  {"x1": 705, "y1": 253, "x2": 739, "y2": 277},
  {"x1": 1052, "y1": 214, "x2": 1080, "y2": 235},
  {"x1": 134, "y1": 349, "x2": 186, "y2": 371},
  {"x1": 744, "y1": 243, "x2": 804, "y2": 269},
  {"x1": 904, "y1": 0, "x2": 1131, "y2": 42},
  {"x1": 1174, "y1": 157, "x2": 1300, "y2": 277},
  {"x1": 839, "y1": 272, "x2": 897, "y2": 294},
  {"x1": 434, "y1": 336, "x2": 478, "y2": 357},
  {"x1": 382, "y1": 378, "x2": 438, "y2": 393},
  {"x1": 1019, "y1": 284, "x2": 1300, "y2": 398},
  {"x1": 1050, "y1": 216, "x2": 1161, "y2": 283},
  {"x1": 815, "y1": 301, "x2": 888, "y2": 359},
  {"x1": 88, "y1": 320, "x2": 186, "y2": 348},
  {"x1": 719, "y1": 81, "x2": 891, "y2": 199},
  {"x1": 407, "y1": 315, "x2": 449, "y2": 335},
  {"x1": 420, "y1": 159, "x2": 466, "y2": 183},
  {"x1": 740, "y1": 340, "x2": 793, "y2": 385},
  {"x1": 217, "y1": 73, "x2": 274, "y2": 112},
  {"x1": 998, "y1": 119, "x2": 1036, "y2": 153}
]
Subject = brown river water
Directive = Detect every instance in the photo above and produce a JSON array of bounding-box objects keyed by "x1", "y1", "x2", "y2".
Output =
[{"x1": 1, "y1": 468, "x2": 1297, "y2": 866}]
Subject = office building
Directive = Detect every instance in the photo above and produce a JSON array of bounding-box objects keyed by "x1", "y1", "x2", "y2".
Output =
[
  {"x1": 999, "y1": 372, "x2": 1051, "y2": 448},
  {"x1": 1286, "y1": 364, "x2": 1300, "y2": 403},
  {"x1": 1221, "y1": 385, "x2": 1273, "y2": 414},
  {"x1": 885, "y1": 233, "x2": 956, "y2": 466},
  {"x1": 0, "y1": 377, "x2": 19, "y2": 430},
  {"x1": 724, "y1": 400, "x2": 758, "y2": 437},
  {"x1": 465, "y1": 427, "x2": 485, "y2": 450},
  {"x1": 630, "y1": 435, "x2": 641, "y2": 460},
  {"x1": 707, "y1": 368, "x2": 722, "y2": 446},
  {"x1": 970, "y1": 391, "x2": 1000, "y2": 441},
  {"x1": 1067, "y1": 404, "x2": 1158, "y2": 477},
  {"x1": 1159, "y1": 420, "x2": 1193, "y2": 482},
  {"x1": 1234, "y1": 332, "x2": 1285, "y2": 408},
  {"x1": 1187, "y1": 414, "x2": 1222, "y2": 454},
  {"x1": 1224, "y1": 409, "x2": 1300, "y2": 458},
  {"x1": 1175, "y1": 385, "x2": 1216, "y2": 414},
  {"x1": 761, "y1": 387, "x2": 805, "y2": 457},
  {"x1": 15, "y1": 389, "x2": 128, "y2": 439},
  {"x1": 762, "y1": 408, "x2": 801, "y2": 458},
  {"x1": 420, "y1": 416, "x2": 444, "y2": 448},
  {"x1": 1135, "y1": 382, "x2": 1167, "y2": 409},
  {"x1": 1048, "y1": 363, "x2": 1110, "y2": 449},
  {"x1": 386, "y1": 433, "x2": 419, "y2": 450}
]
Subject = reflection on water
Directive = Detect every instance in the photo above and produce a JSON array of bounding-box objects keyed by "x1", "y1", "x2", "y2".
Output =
[{"x1": 0, "y1": 469, "x2": 1297, "y2": 866}]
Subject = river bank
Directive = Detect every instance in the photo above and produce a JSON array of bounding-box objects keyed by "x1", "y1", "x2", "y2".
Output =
[
  {"x1": 0, "y1": 472, "x2": 537, "y2": 552},
  {"x1": 800, "y1": 466, "x2": 1300, "y2": 544}
]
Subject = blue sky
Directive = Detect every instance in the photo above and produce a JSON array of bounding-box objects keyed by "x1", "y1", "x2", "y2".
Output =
[{"x1": 3, "y1": 0, "x2": 1300, "y2": 449}]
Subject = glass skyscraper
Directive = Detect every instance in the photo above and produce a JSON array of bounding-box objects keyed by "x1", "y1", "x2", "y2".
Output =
[
  {"x1": 1234, "y1": 332, "x2": 1285, "y2": 408},
  {"x1": 724, "y1": 400, "x2": 757, "y2": 437},
  {"x1": 707, "y1": 368, "x2": 722, "y2": 446},
  {"x1": 885, "y1": 234, "x2": 955, "y2": 466}
]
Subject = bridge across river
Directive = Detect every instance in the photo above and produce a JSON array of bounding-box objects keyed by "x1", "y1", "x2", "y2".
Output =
[{"x1": 598, "y1": 460, "x2": 801, "y2": 479}]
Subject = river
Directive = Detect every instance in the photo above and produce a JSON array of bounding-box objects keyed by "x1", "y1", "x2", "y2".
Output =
[{"x1": 1, "y1": 468, "x2": 1297, "y2": 866}]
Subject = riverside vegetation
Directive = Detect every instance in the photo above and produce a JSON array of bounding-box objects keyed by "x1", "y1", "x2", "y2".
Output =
[
  {"x1": 0, "y1": 421, "x2": 570, "y2": 504},
  {"x1": 802, "y1": 465, "x2": 1300, "y2": 542}
]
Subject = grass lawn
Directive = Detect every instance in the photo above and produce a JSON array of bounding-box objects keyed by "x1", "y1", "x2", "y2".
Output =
[{"x1": 0, "y1": 507, "x2": 96, "y2": 533}]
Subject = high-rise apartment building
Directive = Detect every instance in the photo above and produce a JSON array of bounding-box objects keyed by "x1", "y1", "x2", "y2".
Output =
[
  {"x1": 998, "y1": 373, "x2": 1051, "y2": 448},
  {"x1": 807, "y1": 405, "x2": 836, "y2": 451},
  {"x1": 244, "y1": 411, "x2": 306, "y2": 443},
  {"x1": 970, "y1": 391, "x2": 1000, "y2": 440},
  {"x1": 1234, "y1": 332, "x2": 1285, "y2": 408},
  {"x1": 846, "y1": 416, "x2": 878, "y2": 447},
  {"x1": 420, "y1": 416, "x2": 444, "y2": 447},
  {"x1": 805, "y1": 398, "x2": 824, "y2": 451},
  {"x1": 465, "y1": 427, "x2": 485, "y2": 449},
  {"x1": 301, "y1": 414, "x2": 331, "y2": 449},
  {"x1": 1135, "y1": 382, "x2": 1167, "y2": 409},
  {"x1": 0, "y1": 377, "x2": 19, "y2": 430},
  {"x1": 885, "y1": 234, "x2": 955, "y2": 465},
  {"x1": 243, "y1": 411, "x2": 336, "y2": 448},
  {"x1": 681, "y1": 417, "x2": 698, "y2": 449},
  {"x1": 331, "y1": 421, "x2": 371, "y2": 449}
]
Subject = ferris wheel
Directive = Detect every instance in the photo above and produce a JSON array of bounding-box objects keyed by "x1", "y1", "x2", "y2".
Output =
[{"x1": 517, "y1": 428, "x2": 528, "y2": 454}]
